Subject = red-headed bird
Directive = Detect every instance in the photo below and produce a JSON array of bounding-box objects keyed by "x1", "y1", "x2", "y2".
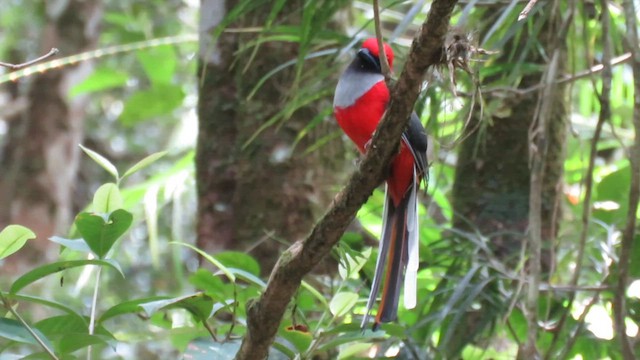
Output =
[{"x1": 333, "y1": 38, "x2": 428, "y2": 329}]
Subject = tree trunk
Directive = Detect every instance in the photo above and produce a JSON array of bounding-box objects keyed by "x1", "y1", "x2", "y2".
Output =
[
  {"x1": 0, "y1": 1, "x2": 103, "y2": 268},
  {"x1": 453, "y1": 9, "x2": 566, "y2": 271},
  {"x1": 444, "y1": 7, "x2": 567, "y2": 356},
  {"x1": 196, "y1": 0, "x2": 346, "y2": 273}
]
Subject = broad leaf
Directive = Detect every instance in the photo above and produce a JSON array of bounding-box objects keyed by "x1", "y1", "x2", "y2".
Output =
[
  {"x1": 10, "y1": 259, "x2": 124, "y2": 293},
  {"x1": 49, "y1": 236, "x2": 92, "y2": 253},
  {"x1": 279, "y1": 323, "x2": 312, "y2": 353},
  {"x1": 99, "y1": 296, "x2": 172, "y2": 323},
  {"x1": 137, "y1": 45, "x2": 177, "y2": 85},
  {"x1": 338, "y1": 343, "x2": 372, "y2": 360},
  {"x1": 138, "y1": 292, "x2": 215, "y2": 322},
  {"x1": 75, "y1": 209, "x2": 133, "y2": 258},
  {"x1": 119, "y1": 84, "x2": 184, "y2": 126},
  {"x1": 215, "y1": 251, "x2": 261, "y2": 277},
  {"x1": 0, "y1": 317, "x2": 52, "y2": 348},
  {"x1": 182, "y1": 339, "x2": 241, "y2": 360},
  {"x1": 189, "y1": 269, "x2": 227, "y2": 299},
  {"x1": 58, "y1": 333, "x2": 111, "y2": 354},
  {"x1": 36, "y1": 315, "x2": 114, "y2": 354},
  {"x1": 70, "y1": 66, "x2": 128, "y2": 97},
  {"x1": 170, "y1": 242, "x2": 235, "y2": 282},
  {"x1": 92, "y1": 183, "x2": 123, "y2": 213},
  {"x1": 301, "y1": 280, "x2": 329, "y2": 309},
  {"x1": 1, "y1": 292, "x2": 85, "y2": 324},
  {"x1": 0, "y1": 225, "x2": 36, "y2": 260},
  {"x1": 329, "y1": 291, "x2": 358, "y2": 318},
  {"x1": 183, "y1": 338, "x2": 289, "y2": 360},
  {"x1": 338, "y1": 247, "x2": 371, "y2": 280}
]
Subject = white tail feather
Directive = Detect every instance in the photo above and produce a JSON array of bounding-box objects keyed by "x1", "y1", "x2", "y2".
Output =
[
  {"x1": 404, "y1": 168, "x2": 419, "y2": 309},
  {"x1": 404, "y1": 270, "x2": 417, "y2": 309}
]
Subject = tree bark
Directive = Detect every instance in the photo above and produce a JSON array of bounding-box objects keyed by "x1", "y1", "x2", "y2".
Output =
[
  {"x1": 448, "y1": 6, "x2": 567, "y2": 358},
  {"x1": 453, "y1": 12, "x2": 566, "y2": 267},
  {"x1": 0, "y1": 1, "x2": 103, "y2": 268}
]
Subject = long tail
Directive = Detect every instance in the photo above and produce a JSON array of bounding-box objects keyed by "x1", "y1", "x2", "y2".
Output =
[{"x1": 361, "y1": 171, "x2": 420, "y2": 329}]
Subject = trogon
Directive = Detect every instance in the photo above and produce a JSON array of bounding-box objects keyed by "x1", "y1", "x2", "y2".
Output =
[{"x1": 333, "y1": 38, "x2": 428, "y2": 329}]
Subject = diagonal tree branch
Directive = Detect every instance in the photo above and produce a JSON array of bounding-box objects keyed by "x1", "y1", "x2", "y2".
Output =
[{"x1": 235, "y1": 1, "x2": 458, "y2": 359}]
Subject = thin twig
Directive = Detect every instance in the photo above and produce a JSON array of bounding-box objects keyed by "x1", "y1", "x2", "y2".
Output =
[
  {"x1": 203, "y1": 321, "x2": 219, "y2": 342},
  {"x1": 518, "y1": 0, "x2": 539, "y2": 21},
  {"x1": 0, "y1": 48, "x2": 59, "y2": 70},
  {"x1": 477, "y1": 53, "x2": 631, "y2": 97},
  {"x1": 614, "y1": 0, "x2": 640, "y2": 358},
  {"x1": 0, "y1": 292, "x2": 59, "y2": 360},
  {"x1": 373, "y1": 0, "x2": 392, "y2": 78}
]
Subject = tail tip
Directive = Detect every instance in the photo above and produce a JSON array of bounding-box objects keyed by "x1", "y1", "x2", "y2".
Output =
[{"x1": 372, "y1": 321, "x2": 381, "y2": 332}]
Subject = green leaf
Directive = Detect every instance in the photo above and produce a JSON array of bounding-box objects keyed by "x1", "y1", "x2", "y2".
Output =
[
  {"x1": 316, "y1": 324, "x2": 383, "y2": 352},
  {"x1": 99, "y1": 296, "x2": 172, "y2": 323},
  {"x1": 214, "y1": 251, "x2": 261, "y2": 277},
  {"x1": 10, "y1": 259, "x2": 124, "y2": 293},
  {"x1": 338, "y1": 247, "x2": 371, "y2": 280},
  {"x1": 182, "y1": 339, "x2": 240, "y2": 360},
  {"x1": 92, "y1": 183, "x2": 123, "y2": 214},
  {"x1": 75, "y1": 209, "x2": 133, "y2": 258},
  {"x1": 138, "y1": 292, "x2": 215, "y2": 322},
  {"x1": 0, "y1": 317, "x2": 53, "y2": 348},
  {"x1": 70, "y1": 67, "x2": 128, "y2": 97},
  {"x1": 35, "y1": 315, "x2": 113, "y2": 354},
  {"x1": 594, "y1": 164, "x2": 631, "y2": 224},
  {"x1": 58, "y1": 333, "x2": 111, "y2": 354},
  {"x1": 49, "y1": 236, "x2": 92, "y2": 253},
  {"x1": 121, "y1": 151, "x2": 168, "y2": 180},
  {"x1": 338, "y1": 343, "x2": 372, "y2": 359},
  {"x1": 189, "y1": 269, "x2": 227, "y2": 298},
  {"x1": 119, "y1": 84, "x2": 185, "y2": 126},
  {"x1": 1, "y1": 292, "x2": 85, "y2": 324},
  {"x1": 301, "y1": 280, "x2": 329, "y2": 309},
  {"x1": 0, "y1": 224, "x2": 36, "y2": 259},
  {"x1": 227, "y1": 268, "x2": 266, "y2": 288},
  {"x1": 137, "y1": 45, "x2": 177, "y2": 85},
  {"x1": 279, "y1": 324, "x2": 312, "y2": 353},
  {"x1": 329, "y1": 291, "x2": 358, "y2": 318},
  {"x1": 182, "y1": 338, "x2": 290, "y2": 360},
  {"x1": 79, "y1": 144, "x2": 119, "y2": 181},
  {"x1": 35, "y1": 315, "x2": 88, "y2": 336},
  {"x1": 170, "y1": 242, "x2": 235, "y2": 282}
]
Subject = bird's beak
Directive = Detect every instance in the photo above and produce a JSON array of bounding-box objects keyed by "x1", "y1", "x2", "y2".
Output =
[{"x1": 357, "y1": 48, "x2": 381, "y2": 72}]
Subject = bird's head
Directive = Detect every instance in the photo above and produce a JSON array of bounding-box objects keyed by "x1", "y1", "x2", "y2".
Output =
[{"x1": 357, "y1": 37, "x2": 394, "y2": 73}]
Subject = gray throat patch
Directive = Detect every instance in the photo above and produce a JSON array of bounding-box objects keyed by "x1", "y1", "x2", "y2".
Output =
[{"x1": 334, "y1": 69, "x2": 384, "y2": 108}]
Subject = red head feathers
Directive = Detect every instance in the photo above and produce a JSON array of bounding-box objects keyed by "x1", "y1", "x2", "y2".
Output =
[{"x1": 361, "y1": 38, "x2": 394, "y2": 68}]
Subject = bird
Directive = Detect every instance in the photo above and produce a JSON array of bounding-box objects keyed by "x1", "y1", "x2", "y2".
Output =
[{"x1": 333, "y1": 38, "x2": 428, "y2": 329}]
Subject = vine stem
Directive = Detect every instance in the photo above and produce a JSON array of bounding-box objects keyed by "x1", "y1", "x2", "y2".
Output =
[
  {"x1": 614, "y1": 0, "x2": 640, "y2": 358},
  {"x1": 0, "y1": 48, "x2": 58, "y2": 70},
  {"x1": 87, "y1": 266, "x2": 102, "y2": 360},
  {"x1": 0, "y1": 292, "x2": 59, "y2": 360}
]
